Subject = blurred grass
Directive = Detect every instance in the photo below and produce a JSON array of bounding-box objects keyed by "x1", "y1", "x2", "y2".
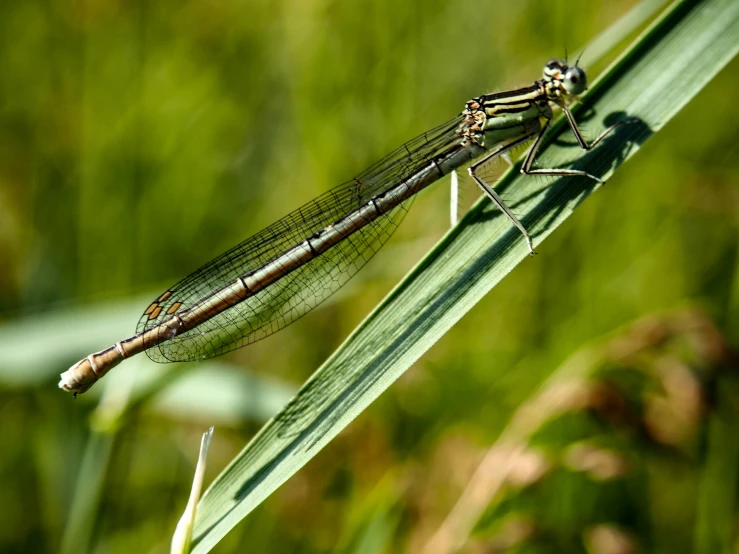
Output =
[{"x1": 1, "y1": 0, "x2": 739, "y2": 552}]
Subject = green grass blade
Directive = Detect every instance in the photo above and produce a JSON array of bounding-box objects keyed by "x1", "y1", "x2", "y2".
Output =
[
  {"x1": 694, "y1": 376, "x2": 739, "y2": 553},
  {"x1": 582, "y1": 0, "x2": 668, "y2": 64},
  {"x1": 59, "y1": 432, "x2": 115, "y2": 554},
  {"x1": 172, "y1": 427, "x2": 215, "y2": 554},
  {"x1": 191, "y1": 0, "x2": 739, "y2": 551}
]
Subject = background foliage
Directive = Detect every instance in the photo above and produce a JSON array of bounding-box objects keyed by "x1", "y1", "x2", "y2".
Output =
[{"x1": 0, "y1": 0, "x2": 738, "y2": 553}]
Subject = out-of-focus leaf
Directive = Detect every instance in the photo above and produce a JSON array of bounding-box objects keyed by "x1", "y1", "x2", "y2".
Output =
[
  {"x1": 149, "y1": 364, "x2": 295, "y2": 426},
  {"x1": 0, "y1": 295, "x2": 294, "y2": 424},
  {"x1": 0, "y1": 296, "x2": 148, "y2": 386}
]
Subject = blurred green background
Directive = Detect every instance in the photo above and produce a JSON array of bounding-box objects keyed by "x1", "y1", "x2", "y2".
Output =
[{"x1": 1, "y1": 0, "x2": 738, "y2": 552}]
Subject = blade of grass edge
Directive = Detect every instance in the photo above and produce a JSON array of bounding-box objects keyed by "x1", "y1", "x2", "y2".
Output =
[{"x1": 191, "y1": 0, "x2": 739, "y2": 550}]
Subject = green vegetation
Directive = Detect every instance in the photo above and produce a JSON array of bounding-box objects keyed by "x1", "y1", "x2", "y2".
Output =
[{"x1": 0, "y1": 0, "x2": 738, "y2": 552}]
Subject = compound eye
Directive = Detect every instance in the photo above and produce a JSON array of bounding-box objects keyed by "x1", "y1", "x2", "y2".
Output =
[{"x1": 564, "y1": 66, "x2": 587, "y2": 95}]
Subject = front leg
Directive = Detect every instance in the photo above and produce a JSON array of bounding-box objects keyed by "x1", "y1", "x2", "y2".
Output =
[
  {"x1": 521, "y1": 111, "x2": 636, "y2": 182},
  {"x1": 561, "y1": 106, "x2": 636, "y2": 151}
]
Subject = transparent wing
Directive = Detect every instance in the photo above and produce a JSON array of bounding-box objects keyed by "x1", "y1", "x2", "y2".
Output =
[{"x1": 136, "y1": 115, "x2": 464, "y2": 362}]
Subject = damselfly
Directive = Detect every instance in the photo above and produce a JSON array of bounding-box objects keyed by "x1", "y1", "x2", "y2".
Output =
[{"x1": 60, "y1": 58, "x2": 629, "y2": 394}]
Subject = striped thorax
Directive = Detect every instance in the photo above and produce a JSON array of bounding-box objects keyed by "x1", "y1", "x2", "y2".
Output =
[{"x1": 460, "y1": 58, "x2": 587, "y2": 149}]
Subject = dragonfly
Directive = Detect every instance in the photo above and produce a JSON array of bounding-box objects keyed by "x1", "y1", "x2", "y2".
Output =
[{"x1": 60, "y1": 58, "x2": 630, "y2": 395}]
